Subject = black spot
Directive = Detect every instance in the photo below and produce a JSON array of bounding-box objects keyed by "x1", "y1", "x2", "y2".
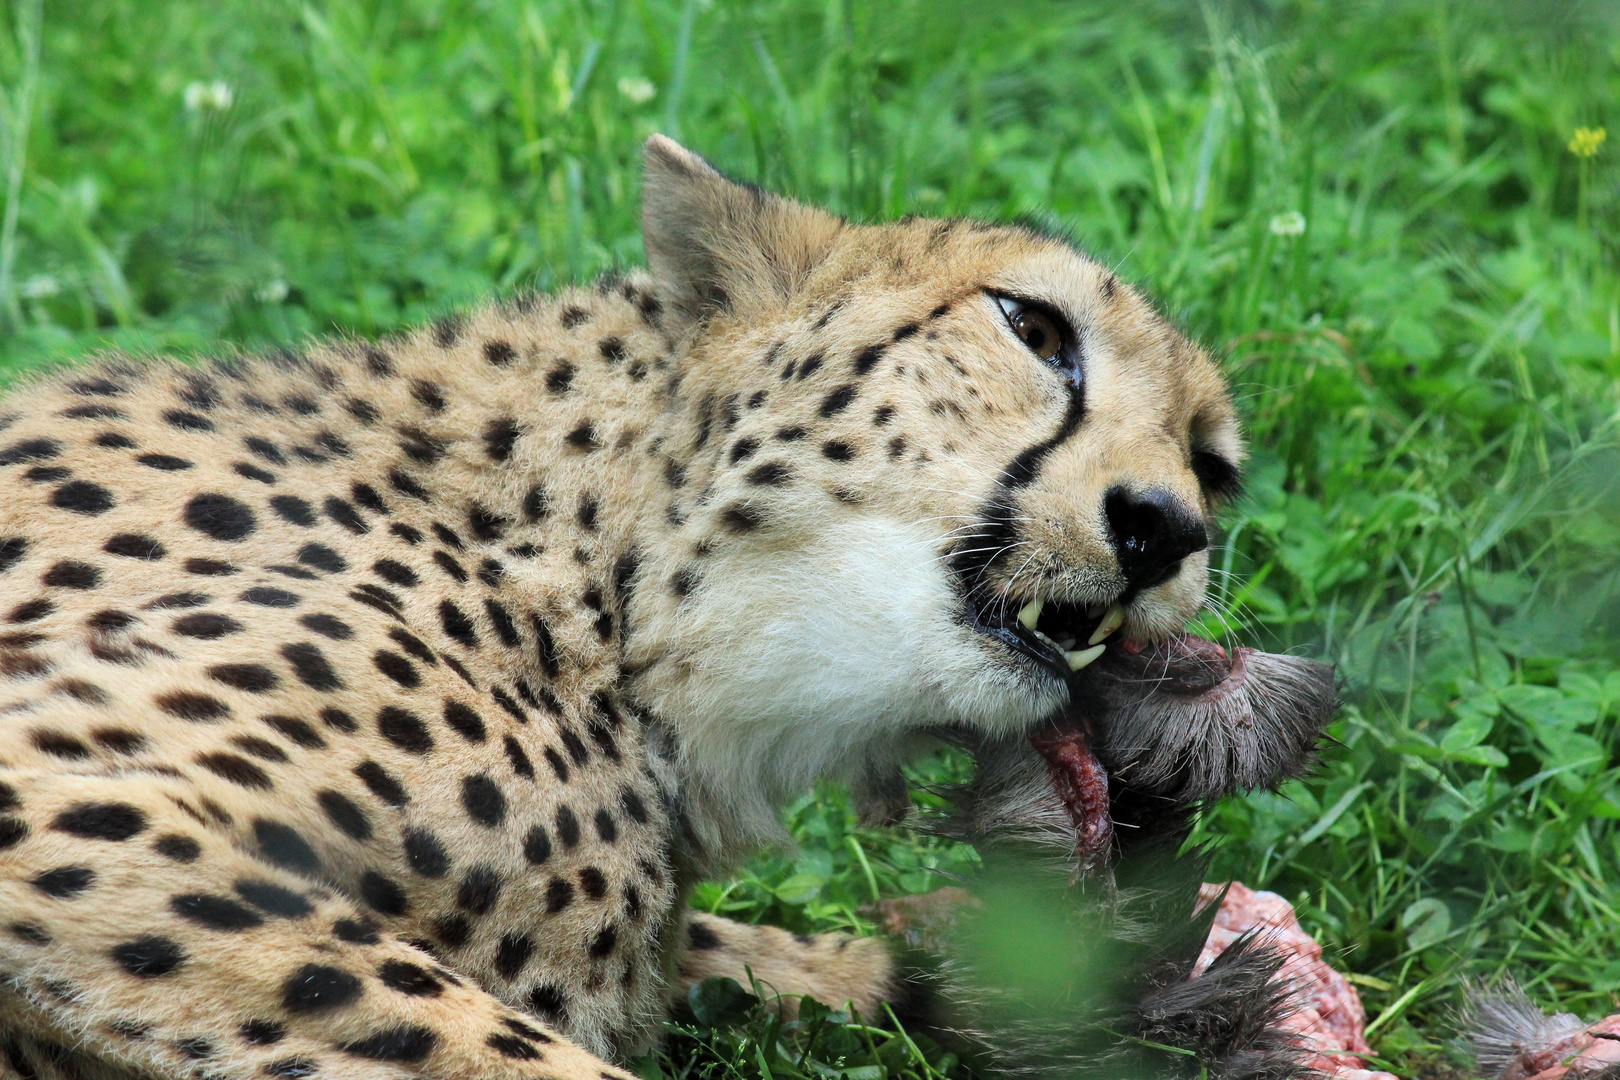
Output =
[
  {"x1": 364, "y1": 346, "x2": 395, "y2": 376},
  {"x1": 51, "y1": 480, "x2": 114, "y2": 515},
  {"x1": 231, "y1": 734, "x2": 289, "y2": 763},
  {"x1": 32, "y1": 730, "x2": 89, "y2": 758},
  {"x1": 488, "y1": 1033, "x2": 541, "y2": 1060},
  {"x1": 523, "y1": 824, "x2": 552, "y2": 865},
  {"x1": 9, "y1": 922, "x2": 49, "y2": 945},
  {"x1": 461, "y1": 774, "x2": 505, "y2": 827},
  {"x1": 389, "y1": 470, "x2": 429, "y2": 501},
  {"x1": 32, "y1": 865, "x2": 95, "y2": 897},
  {"x1": 555, "y1": 805, "x2": 580, "y2": 848},
  {"x1": 135, "y1": 453, "x2": 193, "y2": 472},
  {"x1": 269, "y1": 496, "x2": 316, "y2": 527},
  {"x1": 147, "y1": 591, "x2": 209, "y2": 610},
  {"x1": 233, "y1": 462, "x2": 277, "y2": 484},
  {"x1": 0, "y1": 438, "x2": 59, "y2": 465},
  {"x1": 253, "y1": 819, "x2": 319, "y2": 875},
  {"x1": 0, "y1": 537, "x2": 25, "y2": 572},
  {"x1": 456, "y1": 865, "x2": 502, "y2": 914},
  {"x1": 187, "y1": 558, "x2": 240, "y2": 578},
  {"x1": 235, "y1": 879, "x2": 314, "y2": 918},
  {"x1": 468, "y1": 504, "x2": 508, "y2": 541},
  {"x1": 210, "y1": 663, "x2": 279, "y2": 692},
  {"x1": 593, "y1": 808, "x2": 618, "y2": 843},
  {"x1": 154, "y1": 833, "x2": 201, "y2": 862},
  {"x1": 373, "y1": 651, "x2": 419, "y2": 690},
  {"x1": 432, "y1": 551, "x2": 467, "y2": 584},
  {"x1": 663, "y1": 459, "x2": 686, "y2": 488},
  {"x1": 42, "y1": 560, "x2": 100, "y2": 589},
  {"x1": 565, "y1": 422, "x2": 599, "y2": 451},
  {"x1": 323, "y1": 497, "x2": 368, "y2": 535},
  {"x1": 544, "y1": 877, "x2": 573, "y2": 913},
  {"x1": 484, "y1": 339, "x2": 517, "y2": 366},
  {"x1": 8, "y1": 597, "x2": 51, "y2": 622},
  {"x1": 503, "y1": 735, "x2": 534, "y2": 779},
  {"x1": 171, "y1": 894, "x2": 265, "y2": 932},
  {"x1": 359, "y1": 871, "x2": 409, "y2": 916},
  {"x1": 854, "y1": 344, "x2": 887, "y2": 376},
  {"x1": 893, "y1": 322, "x2": 920, "y2": 342},
  {"x1": 351, "y1": 482, "x2": 387, "y2": 514},
  {"x1": 318, "y1": 790, "x2": 372, "y2": 841},
  {"x1": 333, "y1": 917, "x2": 381, "y2": 944},
  {"x1": 747, "y1": 389, "x2": 767, "y2": 408},
  {"x1": 746, "y1": 462, "x2": 791, "y2": 485},
  {"x1": 195, "y1": 749, "x2": 272, "y2": 790},
  {"x1": 23, "y1": 465, "x2": 69, "y2": 481},
  {"x1": 431, "y1": 315, "x2": 462, "y2": 348},
  {"x1": 544, "y1": 747, "x2": 570, "y2": 782},
  {"x1": 546, "y1": 363, "x2": 575, "y2": 393},
  {"x1": 484, "y1": 418, "x2": 520, "y2": 461},
  {"x1": 95, "y1": 432, "x2": 139, "y2": 450},
  {"x1": 281, "y1": 964, "x2": 362, "y2": 1014},
  {"x1": 112, "y1": 935, "x2": 186, "y2": 977},
  {"x1": 299, "y1": 613, "x2": 352, "y2": 642},
  {"x1": 156, "y1": 691, "x2": 230, "y2": 722},
  {"x1": 379, "y1": 959, "x2": 442, "y2": 997},
  {"x1": 341, "y1": 1026, "x2": 436, "y2": 1063},
  {"x1": 410, "y1": 380, "x2": 446, "y2": 413},
  {"x1": 490, "y1": 686, "x2": 527, "y2": 722},
  {"x1": 872, "y1": 405, "x2": 895, "y2": 426},
  {"x1": 529, "y1": 983, "x2": 567, "y2": 1020},
  {"x1": 265, "y1": 1057, "x2": 318, "y2": 1078},
  {"x1": 257, "y1": 715, "x2": 323, "y2": 750},
  {"x1": 240, "y1": 1020, "x2": 287, "y2": 1046},
  {"x1": 102, "y1": 533, "x2": 165, "y2": 561},
  {"x1": 669, "y1": 567, "x2": 699, "y2": 597},
  {"x1": 887, "y1": 435, "x2": 907, "y2": 459},
  {"x1": 355, "y1": 761, "x2": 408, "y2": 805},
  {"x1": 720, "y1": 503, "x2": 761, "y2": 532},
  {"x1": 484, "y1": 599, "x2": 519, "y2": 647},
  {"x1": 432, "y1": 914, "x2": 471, "y2": 949},
  {"x1": 321, "y1": 706, "x2": 358, "y2": 732},
  {"x1": 580, "y1": 867, "x2": 607, "y2": 900},
  {"x1": 588, "y1": 925, "x2": 618, "y2": 958},
  {"x1": 404, "y1": 828, "x2": 450, "y2": 878},
  {"x1": 377, "y1": 706, "x2": 432, "y2": 753},
  {"x1": 346, "y1": 397, "x2": 380, "y2": 424},
  {"x1": 819, "y1": 383, "x2": 859, "y2": 416},
  {"x1": 185, "y1": 494, "x2": 255, "y2": 541},
  {"x1": 443, "y1": 701, "x2": 486, "y2": 743},
  {"x1": 53, "y1": 802, "x2": 147, "y2": 841},
  {"x1": 822, "y1": 440, "x2": 855, "y2": 461},
  {"x1": 621, "y1": 787, "x2": 649, "y2": 825},
  {"x1": 90, "y1": 728, "x2": 144, "y2": 755},
  {"x1": 687, "y1": 921, "x2": 723, "y2": 950},
  {"x1": 283, "y1": 642, "x2": 343, "y2": 691}
]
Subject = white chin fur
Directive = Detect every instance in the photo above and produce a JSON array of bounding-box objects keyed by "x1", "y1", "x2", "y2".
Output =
[{"x1": 629, "y1": 515, "x2": 1066, "y2": 861}]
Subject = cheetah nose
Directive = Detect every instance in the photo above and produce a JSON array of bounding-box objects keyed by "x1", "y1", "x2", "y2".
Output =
[{"x1": 1103, "y1": 486, "x2": 1208, "y2": 591}]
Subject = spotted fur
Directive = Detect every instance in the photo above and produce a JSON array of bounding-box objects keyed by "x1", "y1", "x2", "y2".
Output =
[{"x1": 0, "y1": 136, "x2": 1243, "y2": 1080}]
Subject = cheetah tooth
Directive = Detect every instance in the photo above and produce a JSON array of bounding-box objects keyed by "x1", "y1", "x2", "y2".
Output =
[
  {"x1": 1067, "y1": 643, "x2": 1107, "y2": 671},
  {"x1": 1088, "y1": 604, "x2": 1126, "y2": 646},
  {"x1": 1016, "y1": 598, "x2": 1043, "y2": 631}
]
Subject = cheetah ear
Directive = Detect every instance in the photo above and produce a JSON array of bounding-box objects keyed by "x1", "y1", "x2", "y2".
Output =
[{"x1": 642, "y1": 135, "x2": 841, "y2": 331}]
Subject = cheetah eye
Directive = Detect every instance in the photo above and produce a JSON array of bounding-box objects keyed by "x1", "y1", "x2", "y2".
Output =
[{"x1": 995, "y1": 295, "x2": 1065, "y2": 363}]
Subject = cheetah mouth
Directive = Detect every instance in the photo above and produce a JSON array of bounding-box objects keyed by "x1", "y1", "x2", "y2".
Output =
[{"x1": 968, "y1": 594, "x2": 1125, "y2": 683}]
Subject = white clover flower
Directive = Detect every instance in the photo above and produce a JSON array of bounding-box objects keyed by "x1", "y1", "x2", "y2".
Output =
[
  {"x1": 1268, "y1": 211, "x2": 1306, "y2": 238},
  {"x1": 254, "y1": 280, "x2": 289, "y2": 304},
  {"x1": 617, "y1": 77, "x2": 657, "y2": 105},
  {"x1": 184, "y1": 80, "x2": 233, "y2": 112},
  {"x1": 19, "y1": 274, "x2": 59, "y2": 299}
]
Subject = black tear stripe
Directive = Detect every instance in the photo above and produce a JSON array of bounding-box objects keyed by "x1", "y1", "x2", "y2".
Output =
[{"x1": 948, "y1": 390, "x2": 1088, "y2": 604}]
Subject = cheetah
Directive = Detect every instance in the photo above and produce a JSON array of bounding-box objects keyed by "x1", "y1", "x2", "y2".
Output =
[{"x1": 0, "y1": 136, "x2": 1331, "y2": 1080}]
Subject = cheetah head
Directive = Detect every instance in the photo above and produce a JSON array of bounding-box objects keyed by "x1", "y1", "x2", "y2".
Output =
[{"x1": 625, "y1": 138, "x2": 1330, "y2": 862}]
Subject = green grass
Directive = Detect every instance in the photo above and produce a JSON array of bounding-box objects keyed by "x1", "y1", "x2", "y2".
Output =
[{"x1": 5, "y1": 0, "x2": 1620, "y2": 1076}]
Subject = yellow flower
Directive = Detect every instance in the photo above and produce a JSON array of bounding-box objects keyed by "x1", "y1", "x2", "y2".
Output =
[{"x1": 1569, "y1": 127, "x2": 1606, "y2": 158}]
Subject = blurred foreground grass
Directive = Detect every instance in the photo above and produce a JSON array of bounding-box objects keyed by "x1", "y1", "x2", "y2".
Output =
[{"x1": 3, "y1": 0, "x2": 1620, "y2": 1075}]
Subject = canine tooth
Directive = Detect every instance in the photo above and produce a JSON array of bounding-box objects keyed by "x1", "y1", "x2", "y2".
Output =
[
  {"x1": 1017, "y1": 599, "x2": 1043, "y2": 631},
  {"x1": 1067, "y1": 643, "x2": 1107, "y2": 671},
  {"x1": 1088, "y1": 604, "x2": 1126, "y2": 645}
]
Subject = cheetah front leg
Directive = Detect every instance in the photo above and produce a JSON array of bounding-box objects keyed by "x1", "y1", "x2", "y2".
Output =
[
  {"x1": 0, "y1": 768, "x2": 633, "y2": 1080},
  {"x1": 672, "y1": 914, "x2": 899, "y2": 1022}
]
